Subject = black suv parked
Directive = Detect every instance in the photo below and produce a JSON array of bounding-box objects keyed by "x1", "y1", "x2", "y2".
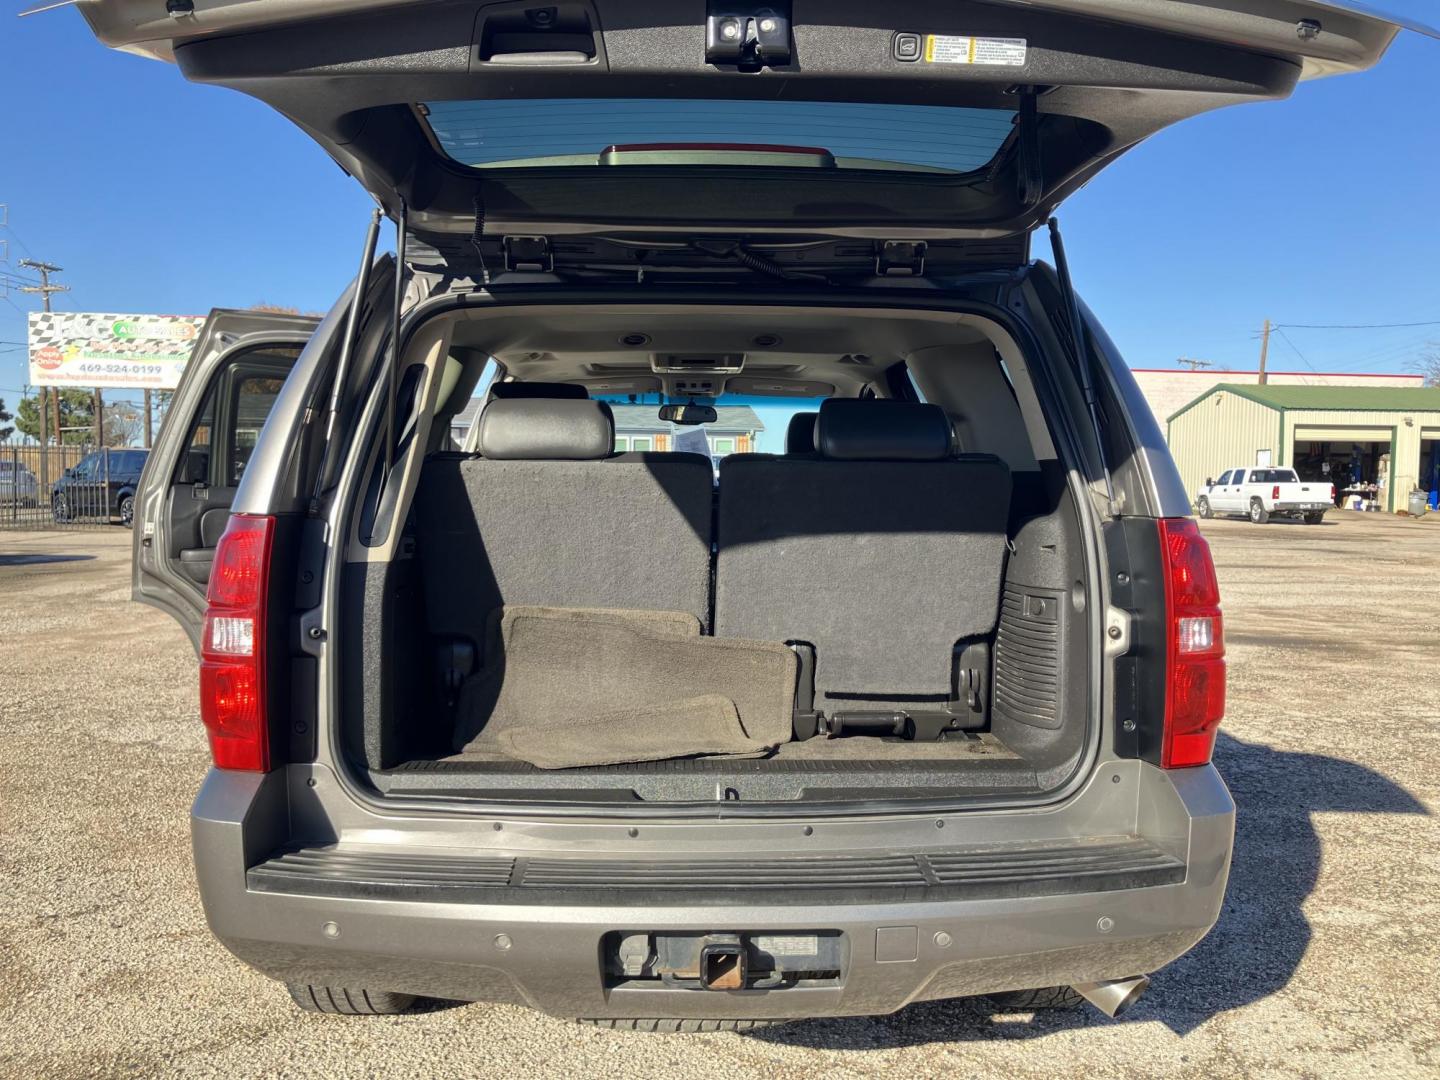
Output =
[{"x1": 51, "y1": 448, "x2": 148, "y2": 527}]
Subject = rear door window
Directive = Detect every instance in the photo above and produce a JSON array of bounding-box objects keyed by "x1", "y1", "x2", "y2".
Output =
[{"x1": 229, "y1": 373, "x2": 287, "y2": 485}]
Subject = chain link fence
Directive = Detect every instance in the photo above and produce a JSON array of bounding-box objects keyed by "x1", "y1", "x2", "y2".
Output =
[{"x1": 0, "y1": 445, "x2": 146, "y2": 531}]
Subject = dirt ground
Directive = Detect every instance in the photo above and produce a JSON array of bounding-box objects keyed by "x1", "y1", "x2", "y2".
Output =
[{"x1": 1, "y1": 511, "x2": 1437, "y2": 1079}]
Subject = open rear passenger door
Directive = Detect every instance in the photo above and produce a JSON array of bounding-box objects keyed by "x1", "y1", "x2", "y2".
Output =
[{"x1": 133, "y1": 310, "x2": 319, "y2": 651}]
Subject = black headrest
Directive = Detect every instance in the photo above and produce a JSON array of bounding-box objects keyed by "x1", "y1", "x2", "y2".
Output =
[
  {"x1": 785, "y1": 411, "x2": 819, "y2": 455},
  {"x1": 477, "y1": 398, "x2": 614, "y2": 460},
  {"x1": 815, "y1": 399, "x2": 953, "y2": 461},
  {"x1": 488, "y1": 381, "x2": 589, "y2": 400}
]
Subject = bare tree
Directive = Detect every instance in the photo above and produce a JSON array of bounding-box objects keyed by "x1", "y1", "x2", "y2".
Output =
[
  {"x1": 1416, "y1": 343, "x2": 1440, "y2": 387},
  {"x1": 103, "y1": 407, "x2": 143, "y2": 447},
  {"x1": 249, "y1": 302, "x2": 323, "y2": 317}
]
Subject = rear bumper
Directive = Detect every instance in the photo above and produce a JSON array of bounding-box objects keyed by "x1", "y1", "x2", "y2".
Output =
[
  {"x1": 192, "y1": 766, "x2": 1233, "y2": 1019},
  {"x1": 1273, "y1": 502, "x2": 1328, "y2": 512}
]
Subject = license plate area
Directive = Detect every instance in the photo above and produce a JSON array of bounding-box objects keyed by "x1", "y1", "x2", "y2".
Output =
[{"x1": 603, "y1": 931, "x2": 846, "y2": 991}]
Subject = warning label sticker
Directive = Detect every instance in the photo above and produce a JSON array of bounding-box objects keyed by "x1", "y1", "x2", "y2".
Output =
[
  {"x1": 752, "y1": 935, "x2": 819, "y2": 957},
  {"x1": 925, "y1": 35, "x2": 1027, "y2": 67}
]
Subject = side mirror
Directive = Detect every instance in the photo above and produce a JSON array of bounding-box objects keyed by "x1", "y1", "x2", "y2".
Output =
[
  {"x1": 659, "y1": 403, "x2": 718, "y2": 426},
  {"x1": 1205, "y1": 477, "x2": 1214, "y2": 487}
]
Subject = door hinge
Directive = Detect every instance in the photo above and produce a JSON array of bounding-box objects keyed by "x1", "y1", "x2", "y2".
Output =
[
  {"x1": 502, "y1": 235, "x2": 553, "y2": 273},
  {"x1": 875, "y1": 240, "x2": 927, "y2": 277}
]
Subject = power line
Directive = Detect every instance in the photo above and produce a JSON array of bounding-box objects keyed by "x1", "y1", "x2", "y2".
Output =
[
  {"x1": 1274, "y1": 319, "x2": 1440, "y2": 330},
  {"x1": 0, "y1": 207, "x2": 36, "y2": 261},
  {"x1": 1273, "y1": 327, "x2": 1321, "y2": 375}
]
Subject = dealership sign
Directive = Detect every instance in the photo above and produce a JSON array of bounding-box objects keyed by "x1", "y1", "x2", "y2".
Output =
[{"x1": 28, "y1": 312, "x2": 206, "y2": 389}]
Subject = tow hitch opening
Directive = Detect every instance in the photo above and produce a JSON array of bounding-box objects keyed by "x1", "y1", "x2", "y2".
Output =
[{"x1": 700, "y1": 942, "x2": 746, "y2": 991}]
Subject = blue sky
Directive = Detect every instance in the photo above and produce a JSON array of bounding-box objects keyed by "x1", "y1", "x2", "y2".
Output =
[{"x1": 2, "y1": 11, "x2": 1437, "y2": 422}]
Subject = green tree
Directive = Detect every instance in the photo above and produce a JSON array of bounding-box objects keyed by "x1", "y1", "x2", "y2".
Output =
[
  {"x1": 16, "y1": 390, "x2": 96, "y2": 445},
  {"x1": 0, "y1": 397, "x2": 13, "y2": 443}
]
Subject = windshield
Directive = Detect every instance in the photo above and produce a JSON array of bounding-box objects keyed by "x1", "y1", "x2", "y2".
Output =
[
  {"x1": 595, "y1": 393, "x2": 825, "y2": 460},
  {"x1": 421, "y1": 99, "x2": 1016, "y2": 174}
]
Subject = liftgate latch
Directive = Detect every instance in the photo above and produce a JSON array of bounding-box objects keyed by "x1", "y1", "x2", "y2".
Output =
[
  {"x1": 706, "y1": 2, "x2": 792, "y2": 67},
  {"x1": 876, "y1": 240, "x2": 927, "y2": 277},
  {"x1": 502, "y1": 235, "x2": 553, "y2": 273}
]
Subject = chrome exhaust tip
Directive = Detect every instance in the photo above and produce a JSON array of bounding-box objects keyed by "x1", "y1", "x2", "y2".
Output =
[{"x1": 1072, "y1": 975, "x2": 1150, "y2": 1018}]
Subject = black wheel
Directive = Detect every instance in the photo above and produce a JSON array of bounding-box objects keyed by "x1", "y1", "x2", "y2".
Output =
[
  {"x1": 1248, "y1": 498, "x2": 1269, "y2": 525},
  {"x1": 1196, "y1": 496, "x2": 1212, "y2": 519},
  {"x1": 1304, "y1": 512, "x2": 1324, "y2": 525},
  {"x1": 119, "y1": 494, "x2": 135, "y2": 528},
  {"x1": 285, "y1": 982, "x2": 422, "y2": 1015},
  {"x1": 575, "y1": 1018, "x2": 787, "y2": 1033},
  {"x1": 987, "y1": 986, "x2": 1085, "y2": 1010},
  {"x1": 52, "y1": 492, "x2": 71, "y2": 524}
]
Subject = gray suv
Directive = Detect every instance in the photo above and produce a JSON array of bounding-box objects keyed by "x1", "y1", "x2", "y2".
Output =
[{"x1": 77, "y1": 0, "x2": 1421, "y2": 1028}]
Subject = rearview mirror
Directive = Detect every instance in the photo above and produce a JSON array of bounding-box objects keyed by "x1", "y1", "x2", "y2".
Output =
[{"x1": 659, "y1": 403, "x2": 718, "y2": 426}]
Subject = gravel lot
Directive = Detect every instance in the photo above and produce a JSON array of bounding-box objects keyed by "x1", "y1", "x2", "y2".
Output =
[{"x1": 2, "y1": 511, "x2": 1437, "y2": 1079}]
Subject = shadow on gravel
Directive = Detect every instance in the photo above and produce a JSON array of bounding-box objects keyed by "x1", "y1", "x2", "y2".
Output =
[
  {"x1": 747, "y1": 732, "x2": 1428, "y2": 1048},
  {"x1": 0, "y1": 553, "x2": 95, "y2": 567}
]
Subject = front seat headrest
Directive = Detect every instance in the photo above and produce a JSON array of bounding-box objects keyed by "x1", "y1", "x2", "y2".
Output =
[
  {"x1": 477, "y1": 398, "x2": 615, "y2": 460},
  {"x1": 815, "y1": 399, "x2": 953, "y2": 461},
  {"x1": 785, "y1": 410, "x2": 820, "y2": 455},
  {"x1": 488, "y1": 381, "x2": 589, "y2": 400}
]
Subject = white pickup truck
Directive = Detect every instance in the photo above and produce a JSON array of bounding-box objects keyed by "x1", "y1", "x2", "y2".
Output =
[{"x1": 1195, "y1": 467, "x2": 1334, "y2": 525}]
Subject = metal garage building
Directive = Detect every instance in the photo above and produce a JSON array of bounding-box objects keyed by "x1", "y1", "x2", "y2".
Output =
[{"x1": 1166, "y1": 384, "x2": 1440, "y2": 513}]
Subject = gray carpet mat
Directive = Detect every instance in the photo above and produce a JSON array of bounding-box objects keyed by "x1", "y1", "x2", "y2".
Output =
[
  {"x1": 454, "y1": 606, "x2": 796, "y2": 762},
  {"x1": 498, "y1": 695, "x2": 766, "y2": 769}
]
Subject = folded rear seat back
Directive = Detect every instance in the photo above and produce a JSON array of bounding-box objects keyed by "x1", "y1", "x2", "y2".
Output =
[
  {"x1": 414, "y1": 397, "x2": 715, "y2": 649},
  {"x1": 716, "y1": 399, "x2": 1012, "y2": 710}
]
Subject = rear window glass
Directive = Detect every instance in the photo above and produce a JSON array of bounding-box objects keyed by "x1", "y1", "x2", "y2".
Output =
[
  {"x1": 596, "y1": 393, "x2": 825, "y2": 460},
  {"x1": 421, "y1": 99, "x2": 1016, "y2": 174},
  {"x1": 1249, "y1": 469, "x2": 1298, "y2": 484}
]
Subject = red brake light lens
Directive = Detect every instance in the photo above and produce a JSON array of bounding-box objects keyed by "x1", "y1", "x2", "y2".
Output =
[
  {"x1": 1158, "y1": 518, "x2": 1225, "y2": 768},
  {"x1": 200, "y1": 514, "x2": 274, "y2": 771},
  {"x1": 1272, "y1": 484, "x2": 1281, "y2": 500}
]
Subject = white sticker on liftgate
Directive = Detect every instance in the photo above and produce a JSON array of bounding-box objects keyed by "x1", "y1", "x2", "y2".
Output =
[{"x1": 924, "y1": 35, "x2": 1027, "y2": 67}]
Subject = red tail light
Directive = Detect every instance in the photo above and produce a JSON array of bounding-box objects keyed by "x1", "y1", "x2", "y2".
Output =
[
  {"x1": 1158, "y1": 518, "x2": 1225, "y2": 768},
  {"x1": 200, "y1": 515, "x2": 274, "y2": 771},
  {"x1": 1272, "y1": 484, "x2": 1281, "y2": 500}
]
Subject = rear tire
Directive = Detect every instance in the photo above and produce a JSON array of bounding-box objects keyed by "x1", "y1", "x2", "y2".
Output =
[
  {"x1": 1248, "y1": 498, "x2": 1269, "y2": 525},
  {"x1": 285, "y1": 983, "x2": 422, "y2": 1015},
  {"x1": 1304, "y1": 512, "x2": 1324, "y2": 525},
  {"x1": 987, "y1": 986, "x2": 1085, "y2": 1010},
  {"x1": 119, "y1": 494, "x2": 135, "y2": 529},
  {"x1": 1196, "y1": 496, "x2": 1212, "y2": 519},
  {"x1": 575, "y1": 1017, "x2": 786, "y2": 1033}
]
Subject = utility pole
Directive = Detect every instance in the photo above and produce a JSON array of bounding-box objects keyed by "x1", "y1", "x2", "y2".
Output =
[
  {"x1": 1257, "y1": 318, "x2": 1271, "y2": 385},
  {"x1": 18, "y1": 259, "x2": 69, "y2": 445}
]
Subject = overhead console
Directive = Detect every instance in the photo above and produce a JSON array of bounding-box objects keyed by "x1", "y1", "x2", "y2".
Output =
[
  {"x1": 650, "y1": 353, "x2": 746, "y2": 375},
  {"x1": 651, "y1": 353, "x2": 745, "y2": 397}
]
